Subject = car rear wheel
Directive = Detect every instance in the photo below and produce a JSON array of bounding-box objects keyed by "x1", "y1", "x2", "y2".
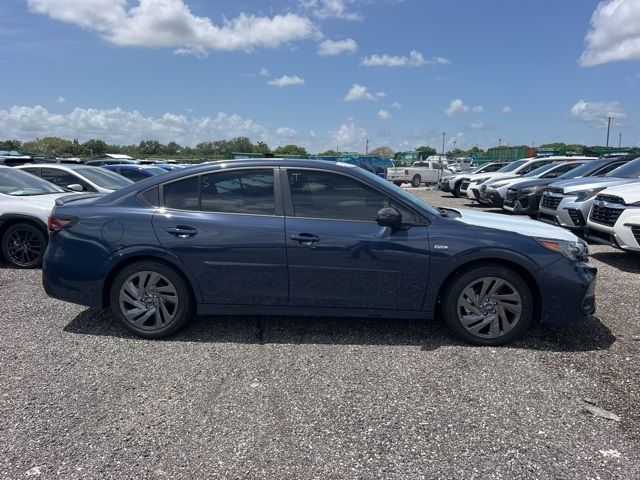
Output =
[
  {"x1": 453, "y1": 182, "x2": 462, "y2": 197},
  {"x1": 110, "y1": 261, "x2": 194, "y2": 338},
  {"x1": 1, "y1": 222, "x2": 47, "y2": 268},
  {"x1": 411, "y1": 175, "x2": 421, "y2": 188},
  {"x1": 442, "y1": 265, "x2": 533, "y2": 346}
]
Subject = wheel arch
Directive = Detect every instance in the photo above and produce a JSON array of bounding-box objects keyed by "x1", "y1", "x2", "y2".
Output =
[
  {"x1": 435, "y1": 257, "x2": 542, "y2": 322},
  {"x1": 101, "y1": 254, "x2": 200, "y2": 309},
  {"x1": 0, "y1": 214, "x2": 48, "y2": 237}
]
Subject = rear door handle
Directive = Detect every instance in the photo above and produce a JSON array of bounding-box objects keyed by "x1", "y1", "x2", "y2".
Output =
[
  {"x1": 167, "y1": 226, "x2": 198, "y2": 238},
  {"x1": 290, "y1": 233, "x2": 320, "y2": 244}
]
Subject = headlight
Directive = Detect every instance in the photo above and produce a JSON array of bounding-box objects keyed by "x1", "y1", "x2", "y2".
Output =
[
  {"x1": 489, "y1": 180, "x2": 512, "y2": 188},
  {"x1": 537, "y1": 238, "x2": 588, "y2": 261},
  {"x1": 573, "y1": 188, "x2": 606, "y2": 202},
  {"x1": 476, "y1": 177, "x2": 491, "y2": 185}
]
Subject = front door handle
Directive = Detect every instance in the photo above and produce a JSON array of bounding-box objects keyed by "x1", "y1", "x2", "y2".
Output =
[
  {"x1": 167, "y1": 226, "x2": 198, "y2": 238},
  {"x1": 290, "y1": 233, "x2": 320, "y2": 245}
]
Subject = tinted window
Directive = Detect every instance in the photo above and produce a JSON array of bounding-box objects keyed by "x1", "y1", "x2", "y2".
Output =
[
  {"x1": 141, "y1": 186, "x2": 160, "y2": 206},
  {"x1": 288, "y1": 170, "x2": 416, "y2": 222},
  {"x1": 541, "y1": 163, "x2": 582, "y2": 178},
  {"x1": 594, "y1": 161, "x2": 626, "y2": 176},
  {"x1": 77, "y1": 167, "x2": 133, "y2": 189},
  {"x1": 119, "y1": 169, "x2": 149, "y2": 182},
  {"x1": 41, "y1": 168, "x2": 95, "y2": 192},
  {"x1": 201, "y1": 170, "x2": 275, "y2": 215},
  {"x1": 164, "y1": 176, "x2": 199, "y2": 210},
  {"x1": 0, "y1": 168, "x2": 63, "y2": 196},
  {"x1": 497, "y1": 160, "x2": 527, "y2": 173},
  {"x1": 604, "y1": 158, "x2": 640, "y2": 178},
  {"x1": 519, "y1": 161, "x2": 550, "y2": 175}
]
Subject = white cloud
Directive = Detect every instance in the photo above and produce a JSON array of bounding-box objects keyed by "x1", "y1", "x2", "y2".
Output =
[
  {"x1": 27, "y1": 0, "x2": 319, "y2": 54},
  {"x1": 502, "y1": 105, "x2": 512, "y2": 114},
  {"x1": 361, "y1": 50, "x2": 450, "y2": 68},
  {"x1": 469, "y1": 122, "x2": 486, "y2": 130},
  {"x1": 331, "y1": 118, "x2": 368, "y2": 151},
  {"x1": 0, "y1": 104, "x2": 270, "y2": 146},
  {"x1": 300, "y1": 0, "x2": 363, "y2": 21},
  {"x1": 317, "y1": 38, "x2": 358, "y2": 56},
  {"x1": 375, "y1": 92, "x2": 386, "y2": 98},
  {"x1": 344, "y1": 84, "x2": 379, "y2": 102},
  {"x1": 570, "y1": 100, "x2": 626, "y2": 125},
  {"x1": 444, "y1": 99, "x2": 469, "y2": 117},
  {"x1": 580, "y1": 0, "x2": 640, "y2": 67},
  {"x1": 391, "y1": 102, "x2": 402, "y2": 109},
  {"x1": 378, "y1": 110, "x2": 390, "y2": 120},
  {"x1": 54, "y1": 96, "x2": 66, "y2": 104},
  {"x1": 268, "y1": 75, "x2": 305, "y2": 87},
  {"x1": 472, "y1": 105, "x2": 484, "y2": 113},
  {"x1": 259, "y1": 67, "x2": 270, "y2": 76},
  {"x1": 275, "y1": 127, "x2": 299, "y2": 139}
]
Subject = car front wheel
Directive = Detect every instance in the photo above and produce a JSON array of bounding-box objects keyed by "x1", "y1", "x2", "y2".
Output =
[
  {"x1": 1, "y1": 222, "x2": 47, "y2": 268},
  {"x1": 453, "y1": 182, "x2": 462, "y2": 197},
  {"x1": 442, "y1": 265, "x2": 533, "y2": 346},
  {"x1": 110, "y1": 261, "x2": 194, "y2": 338}
]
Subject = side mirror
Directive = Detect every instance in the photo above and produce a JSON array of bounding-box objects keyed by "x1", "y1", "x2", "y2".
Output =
[
  {"x1": 66, "y1": 184, "x2": 84, "y2": 192},
  {"x1": 377, "y1": 207, "x2": 402, "y2": 228}
]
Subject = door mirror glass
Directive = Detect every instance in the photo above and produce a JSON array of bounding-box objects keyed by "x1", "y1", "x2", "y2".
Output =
[
  {"x1": 376, "y1": 207, "x2": 402, "y2": 227},
  {"x1": 66, "y1": 183, "x2": 84, "y2": 192}
]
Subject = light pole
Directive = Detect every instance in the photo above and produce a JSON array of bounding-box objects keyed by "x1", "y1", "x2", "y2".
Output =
[
  {"x1": 606, "y1": 116, "x2": 613, "y2": 147},
  {"x1": 441, "y1": 132, "x2": 446, "y2": 155}
]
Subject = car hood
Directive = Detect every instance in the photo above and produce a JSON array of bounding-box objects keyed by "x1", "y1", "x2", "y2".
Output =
[
  {"x1": 549, "y1": 176, "x2": 634, "y2": 193},
  {"x1": 453, "y1": 209, "x2": 578, "y2": 242},
  {"x1": 470, "y1": 172, "x2": 520, "y2": 183},
  {"x1": 598, "y1": 182, "x2": 640, "y2": 203},
  {"x1": 509, "y1": 178, "x2": 556, "y2": 190}
]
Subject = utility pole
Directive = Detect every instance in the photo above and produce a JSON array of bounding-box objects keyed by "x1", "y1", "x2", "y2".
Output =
[
  {"x1": 441, "y1": 132, "x2": 446, "y2": 155},
  {"x1": 606, "y1": 116, "x2": 613, "y2": 147},
  {"x1": 453, "y1": 140, "x2": 457, "y2": 152},
  {"x1": 618, "y1": 132, "x2": 622, "y2": 148},
  {"x1": 365, "y1": 138, "x2": 369, "y2": 155},
  {"x1": 498, "y1": 138, "x2": 502, "y2": 147}
]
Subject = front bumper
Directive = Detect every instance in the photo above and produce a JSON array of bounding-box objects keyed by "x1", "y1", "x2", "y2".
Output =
[
  {"x1": 538, "y1": 195, "x2": 589, "y2": 229},
  {"x1": 586, "y1": 208, "x2": 640, "y2": 252},
  {"x1": 503, "y1": 191, "x2": 544, "y2": 214},
  {"x1": 478, "y1": 187, "x2": 505, "y2": 207},
  {"x1": 538, "y1": 258, "x2": 597, "y2": 324}
]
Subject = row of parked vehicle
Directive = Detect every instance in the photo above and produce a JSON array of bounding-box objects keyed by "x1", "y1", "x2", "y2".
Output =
[
  {"x1": 437, "y1": 155, "x2": 640, "y2": 253},
  {"x1": 0, "y1": 161, "x2": 193, "y2": 268}
]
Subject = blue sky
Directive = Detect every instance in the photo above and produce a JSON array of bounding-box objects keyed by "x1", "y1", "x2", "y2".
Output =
[{"x1": 0, "y1": 0, "x2": 639, "y2": 152}]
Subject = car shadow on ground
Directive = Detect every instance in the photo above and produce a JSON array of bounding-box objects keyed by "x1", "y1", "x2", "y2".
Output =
[
  {"x1": 64, "y1": 309, "x2": 615, "y2": 353},
  {"x1": 590, "y1": 251, "x2": 640, "y2": 274}
]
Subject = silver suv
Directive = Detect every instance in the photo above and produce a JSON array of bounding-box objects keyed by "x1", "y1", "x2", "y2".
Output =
[{"x1": 538, "y1": 156, "x2": 640, "y2": 229}]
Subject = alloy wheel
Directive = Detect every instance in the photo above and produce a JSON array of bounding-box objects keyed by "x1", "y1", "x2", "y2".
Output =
[
  {"x1": 456, "y1": 276, "x2": 523, "y2": 339},
  {"x1": 5, "y1": 227, "x2": 44, "y2": 267},
  {"x1": 118, "y1": 271, "x2": 179, "y2": 331}
]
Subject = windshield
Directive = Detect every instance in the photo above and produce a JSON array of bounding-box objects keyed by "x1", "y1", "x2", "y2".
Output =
[
  {"x1": 350, "y1": 165, "x2": 440, "y2": 216},
  {"x1": 605, "y1": 157, "x2": 640, "y2": 179},
  {"x1": 559, "y1": 160, "x2": 604, "y2": 179},
  {"x1": 77, "y1": 167, "x2": 134, "y2": 189},
  {"x1": 0, "y1": 168, "x2": 64, "y2": 196},
  {"x1": 497, "y1": 160, "x2": 526, "y2": 173},
  {"x1": 524, "y1": 163, "x2": 557, "y2": 178},
  {"x1": 143, "y1": 167, "x2": 168, "y2": 175}
]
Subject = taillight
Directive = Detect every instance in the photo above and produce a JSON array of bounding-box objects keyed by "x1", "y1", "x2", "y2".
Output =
[{"x1": 47, "y1": 215, "x2": 77, "y2": 235}]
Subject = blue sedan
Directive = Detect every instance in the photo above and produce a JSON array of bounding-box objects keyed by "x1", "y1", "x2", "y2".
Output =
[
  {"x1": 101, "y1": 164, "x2": 167, "y2": 182},
  {"x1": 43, "y1": 160, "x2": 596, "y2": 345}
]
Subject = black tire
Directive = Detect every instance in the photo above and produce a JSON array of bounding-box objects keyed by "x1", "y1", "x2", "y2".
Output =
[
  {"x1": 393, "y1": 181, "x2": 404, "y2": 187},
  {"x1": 453, "y1": 181, "x2": 462, "y2": 197},
  {"x1": 442, "y1": 265, "x2": 533, "y2": 346},
  {"x1": 1, "y1": 222, "x2": 47, "y2": 269},
  {"x1": 411, "y1": 175, "x2": 421, "y2": 188},
  {"x1": 109, "y1": 261, "x2": 194, "y2": 338}
]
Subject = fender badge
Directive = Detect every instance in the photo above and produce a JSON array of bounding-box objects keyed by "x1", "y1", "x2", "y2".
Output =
[{"x1": 434, "y1": 245, "x2": 448, "y2": 250}]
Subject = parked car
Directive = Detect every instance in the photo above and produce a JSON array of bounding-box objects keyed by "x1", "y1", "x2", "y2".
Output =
[
  {"x1": 155, "y1": 163, "x2": 187, "y2": 171},
  {"x1": 0, "y1": 166, "x2": 78, "y2": 268},
  {"x1": 503, "y1": 157, "x2": 632, "y2": 216},
  {"x1": 101, "y1": 164, "x2": 167, "y2": 182},
  {"x1": 478, "y1": 160, "x2": 590, "y2": 208},
  {"x1": 538, "y1": 156, "x2": 640, "y2": 229},
  {"x1": 585, "y1": 183, "x2": 640, "y2": 252},
  {"x1": 85, "y1": 159, "x2": 138, "y2": 167},
  {"x1": 43, "y1": 159, "x2": 596, "y2": 346},
  {"x1": 438, "y1": 162, "x2": 509, "y2": 197},
  {"x1": 17, "y1": 164, "x2": 134, "y2": 193},
  {"x1": 460, "y1": 157, "x2": 555, "y2": 200},
  {"x1": 386, "y1": 156, "x2": 453, "y2": 187}
]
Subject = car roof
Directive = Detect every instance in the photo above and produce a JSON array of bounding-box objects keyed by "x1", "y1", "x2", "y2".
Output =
[
  {"x1": 18, "y1": 163, "x2": 95, "y2": 170},
  {"x1": 105, "y1": 164, "x2": 159, "y2": 169}
]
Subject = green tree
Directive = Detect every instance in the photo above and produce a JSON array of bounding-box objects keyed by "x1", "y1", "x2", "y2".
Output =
[
  {"x1": 160, "y1": 141, "x2": 182, "y2": 156},
  {"x1": 318, "y1": 149, "x2": 339, "y2": 156},
  {"x1": 0, "y1": 139, "x2": 22, "y2": 151},
  {"x1": 138, "y1": 140, "x2": 163, "y2": 156},
  {"x1": 273, "y1": 144, "x2": 308, "y2": 156},
  {"x1": 415, "y1": 145, "x2": 437, "y2": 156},
  {"x1": 369, "y1": 146, "x2": 394, "y2": 158},
  {"x1": 253, "y1": 141, "x2": 272, "y2": 155},
  {"x1": 21, "y1": 137, "x2": 74, "y2": 156},
  {"x1": 81, "y1": 139, "x2": 108, "y2": 157}
]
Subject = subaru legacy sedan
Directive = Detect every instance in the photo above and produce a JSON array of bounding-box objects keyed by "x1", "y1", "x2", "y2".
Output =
[{"x1": 43, "y1": 160, "x2": 596, "y2": 346}]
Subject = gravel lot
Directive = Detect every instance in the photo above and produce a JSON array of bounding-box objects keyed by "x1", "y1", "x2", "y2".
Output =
[{"x1": 1, "y1": 189, "x2": 639, "y2": 479}]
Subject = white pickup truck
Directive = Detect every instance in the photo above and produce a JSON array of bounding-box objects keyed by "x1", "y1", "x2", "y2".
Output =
[{"x1": 387, "y1": 156, "x2": 453, "y2": 187}]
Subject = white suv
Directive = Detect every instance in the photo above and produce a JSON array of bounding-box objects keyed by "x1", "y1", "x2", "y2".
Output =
[
  {"x1": 586, "y1": 182, "x2": 640, "y2": 252},
  {"x1": 0, "y1": 166, "x2": 75, "y2": 268}
]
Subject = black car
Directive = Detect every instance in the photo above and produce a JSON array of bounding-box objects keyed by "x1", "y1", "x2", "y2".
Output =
[{"x1": 503, "y1": 157, "x2": 632, "y2": 215}]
